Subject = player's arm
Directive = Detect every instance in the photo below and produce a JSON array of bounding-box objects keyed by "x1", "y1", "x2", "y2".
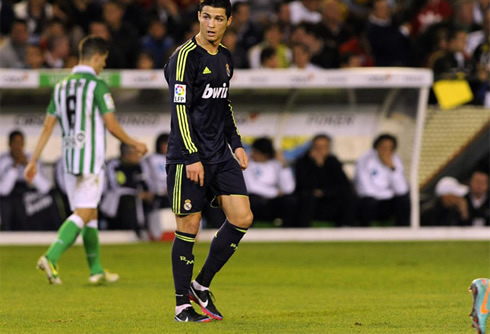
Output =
[
  {"x1": 224, "y1": 99, "x2": 247, "y2": 170},
  {"x1": 24, "y1": 114, "x2": 57, "y2": 183},
  {"x1": 165, "y1": 47, "x2": 204, "y2": 185},
  {"x1": 95, "y1": 81, "x2": 147, "y2": 155}
]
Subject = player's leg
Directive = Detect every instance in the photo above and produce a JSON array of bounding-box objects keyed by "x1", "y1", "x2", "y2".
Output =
[
  {"x1": 167, "y1": 163, "x2": 210, "y2": 322},
  {"x1": 190, "y1": 195, "x2": 253, "y2": 320},
  {"x1": 37, "y1": 207, "x2": 92, "y2": 284},
  {"x1": 82, "y1": 209, "x2": 119, "y2": 284},
  {"x1": 190, "y1": 159, "x2": 252, "y2": 320},
  {"x1": 470, "y1": 278, "x2": 490, "y2": 334}
]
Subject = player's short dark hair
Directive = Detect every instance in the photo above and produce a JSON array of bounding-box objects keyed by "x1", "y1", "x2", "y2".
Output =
[
  {"x1": 312, "y1": 134, "x2": 331, "y2": 144},
  {"x1": 373, "y1": 133, "x2": 397, "y2": 150},
  {"x1": 9, "y1": 130, "x2": 24, "y2": 144},
  {"x1": 200, "y1": 0, "x2": 232, "y2": 18},
  {"x1": 252, "y1": 137, "x2": 275, "y2": 159},
  {"x1": 155, "y1": 133, "x2": 169, "y2": 154},
  {"x1": 78, "y1": 35, "x2": 108, "y2": 60},
  {"x1": 260, "y1": 46, "x2": 276, "y2": 65}
]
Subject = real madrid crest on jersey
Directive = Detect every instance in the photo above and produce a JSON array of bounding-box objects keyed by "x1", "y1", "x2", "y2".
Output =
[
  {"x1": 184, "y1": 199, "x2": 192, "y2": 211},
  {"x1": 226, "y1": 63, "x2": 230, "y2": 77}
]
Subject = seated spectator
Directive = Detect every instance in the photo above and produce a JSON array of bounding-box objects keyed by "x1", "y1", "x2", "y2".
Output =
[
  {"x1": 89, "y1": 20, "x2": 127, "y2": 68},
  {"x1": 248, "y1": 23, "x2": 291, "y2": 69},
  {"x1": 100, "y1": 143, "x2": 152, "y2": 237},
  {"x1": 14, "y1": 0, "x2": 54, "y2": 43},
  {"x1": 289, "y1": 0, "x2": 322, "y2": 25},
  {"x1": 260, "y1": 47, "x2": 278, "y2": 68},
  {"x1": 421, "y1": 176, "x2": 470, "y2": 226},
  {"x1": 465, "y1": 170, "x2": 489, "y2": 226},
  {"x1": 140, "y1": 19, "x2": 174, "y2": 69},
  {"x1": 44, "y1": 36, "x2": 71, "y2": 68},
  {"x1": 339, "y1": 52, "x2": 362, "y2": 68},
  {"x1": 136, "y1": 50, "x2": 155, "y2": 70},
  {"x1": 141, "y1": 133, "x2": 170, "y2": 209},
  {"x1": 0, "y1": 130, "x2": 59, "y2": 230},
  {"x1": 318, "y1": 0, "x2": 352, "y2": 56},
  {"x1": 243, "y1": 137, "x2": 296, "y2": 227},
  {"x1": 0, "y1": 19, "x2": 29, "y2": 68},
  {"x1": 290, "y1": 42, "x2": 321, "y2": 70},
  {"x1": 295, "y1": 134, "x2": 356, "y2": 227},
  {"x1": 230, "y1": 2, "x2": 263, "y2": 54},
  {"x1": 354, "y1": 134, "x2": 410, "y2": 226},
  {"x1": 365, "y1": 0, "x2": 411, "y2": 66},
  {"x1": 292, "y1": 23, "x2": 338, "y2": 68},
  {"x1": 222, "y1": 27, "x2": 249, "y2": 68},
  {"x1": 24, "y1": 44, "x2": 46, "y2": 69}
]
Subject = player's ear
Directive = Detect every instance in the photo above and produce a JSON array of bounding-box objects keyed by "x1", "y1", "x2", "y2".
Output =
[{"x1": 226, "y1": 15, "x2": 232, "y2": 27}]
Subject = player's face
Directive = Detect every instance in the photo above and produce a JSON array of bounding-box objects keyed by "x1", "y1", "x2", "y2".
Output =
[
  {"x1": 198, "y1": 6, "x2": 232, "y2": 44},
  {"x1": 94, "y1": 52, "x2": 108, "y2": 74}
]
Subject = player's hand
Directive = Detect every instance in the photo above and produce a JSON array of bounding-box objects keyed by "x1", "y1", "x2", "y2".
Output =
[
  {"x1": 24, "y1": 161, "x2": 37, "y2": 183},
  {"x1": 234, "y1": 147, "x2": 248, "y2": 170},
  {"x1": 186, "y1": 161, "x2": 204, "y2": 187},
  {"x1": 133, "y1": 142, "x2": 148, "y2": 156}
]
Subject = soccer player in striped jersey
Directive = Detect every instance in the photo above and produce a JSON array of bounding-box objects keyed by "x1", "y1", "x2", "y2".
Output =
[
  {"x1": 25, "y1": 36, "x2": 147, "y2": 285},
  {"x1": 164, "y1": 0, "x2": 253, "y2": 323}
]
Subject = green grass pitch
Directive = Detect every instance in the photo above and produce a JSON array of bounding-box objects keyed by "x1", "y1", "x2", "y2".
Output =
[{"x1": 0, "y1": 241, "x2": 488, "y2": 333}]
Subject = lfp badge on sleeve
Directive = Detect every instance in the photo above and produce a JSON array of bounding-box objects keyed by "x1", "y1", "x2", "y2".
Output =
[{"x1": 174, "y1": 84, "x2": 186, "y2": 103}]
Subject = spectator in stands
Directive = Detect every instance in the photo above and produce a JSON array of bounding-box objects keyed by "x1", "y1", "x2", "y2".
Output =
[
  {"x1": 13, "y1": 0, "x2": 54, "y2": 43},
  {"x1": 365, "y1": 0, "x2": 411, "y2": 66},
  {"x1": 56, "y1": 0, "x2": 103, "y2": 34},
  {"x1": 147, "y1": 0, "x2": 183, "y2": 40},
  {"x1": 24, "y1": 44, "x2": 45, "y2": 69},
  {"x1": 421, "y1": 176, "x2": 470, "y2": 226},
  {"x1": 259, "y1": 47, "x2": 278, "y2": 68},
  {"x1": 103, "y1": 0, "x2": 139, "y2": 67},
  {"x1": 473, "y1": 11, "x2": 490, "y2": 71},
  {"x1": 355, "y1": 134, "x2": 410, "y2": 226},
  {"x1": 318, "y1": 0, "x2": 352, "y2": 58},
  {"x1": 295, "y1": 134, "x2": 356, "y2": 227},
  {"x1": 222, "y1": 27, "x2": 249, "y2": 68},
  {"x1": 408, "y1": 0, "x2": 453, "y2": 38},
  {"x1": 289, "y1": 0, "x2": 322, "y2": 25},
  {"x1": 248, "y1": 23, "x2": 290, "y2": 69},
  {"x1": 432, "y1": 28, "x2": 474, "y2": 80},
  {"x1": 136, "y1": 50, "x2": 155, "y2": 69},
  {"x1": 44, "y1": 35, "x2": 70, "y2": 68},
  {"x1": 89, "y1": 20, "x2": 127, "y2": 68},
  {"x1": 465, "y1": 170, "x2": 489, "y2": 226},
  {"x1": 0, "y1": 19, "x2": 29, "y2": 68},
  {"x1": 120, "y1": 0, "x2": 149, "y2": 36},
  {"x1": 0, "y1": 130, "x2": 59, "y2": 230},
  {"x1": 230, "y1": 2, "x2": 262, "y2": 54},
  {"x1": 291, "y1": 23, "x2": 337, "y2": 68},
  {"x1": 339, "y1": 52, "x2": 362, "y2": 68},
  {"x1": 274, "y1": 2, "x2": 293, "y2": 44},
  {"x1": 290, "y1": 42, "x2": 321, "y2": 70},
  {"x1": 243, "y1": 137, "x2": 296, "y2": 227},
  {"x1": 140, "y1": 19, "x2": 174, "y2": 69},
  {"x1": 453, "y1": 0, "x2": 480, "y2": 32},
  {"x1": 101, "y1": 143, "x2": 152, "y2": 237}
]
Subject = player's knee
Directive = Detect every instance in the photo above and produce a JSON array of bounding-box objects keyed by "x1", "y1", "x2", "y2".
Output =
[{"x1": 232, "y1": 211, "x2": 253, "y2": 228}]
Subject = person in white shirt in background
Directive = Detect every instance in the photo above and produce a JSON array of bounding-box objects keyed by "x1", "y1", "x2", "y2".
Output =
[
  {"x1": 354, "y1": 133, "x2": 410, "y2": 226},
  {"x1": 0, "y1": 130, "x2": 53, "y2": 230},
  {"x1": 243, "y1": 137, "x2": 296, "y2": 227},
  {"x1": 142, "y1": 133, "x2": 170, "y2": 209}
]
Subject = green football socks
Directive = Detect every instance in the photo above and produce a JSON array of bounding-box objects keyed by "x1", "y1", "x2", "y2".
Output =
[
  {"x1": 45, "y1": 215, "x2": 84, "y2": 265},
  {"x1": 82, "y1": 220, "x2": 104, "y2": 275}
]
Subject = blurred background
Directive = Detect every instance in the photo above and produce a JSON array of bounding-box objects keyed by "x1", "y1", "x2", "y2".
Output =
[{"x1": 0, "y1": 0, "x2": 489, "y2": 236}]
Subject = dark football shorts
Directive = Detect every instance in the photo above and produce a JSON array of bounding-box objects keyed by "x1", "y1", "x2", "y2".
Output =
[{"x1": 166, "y1": 157, "x2": 248, "y2": 215}]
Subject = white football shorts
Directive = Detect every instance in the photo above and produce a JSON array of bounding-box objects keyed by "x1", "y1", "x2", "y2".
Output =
[{"x1": 64, "y1": 170, "x2": 104, "y2": 211}]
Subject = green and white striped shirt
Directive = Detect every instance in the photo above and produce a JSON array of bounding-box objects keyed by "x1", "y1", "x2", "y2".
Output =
[{"x1": 47, "y1": 65, "x2": 115, "y2": 175}]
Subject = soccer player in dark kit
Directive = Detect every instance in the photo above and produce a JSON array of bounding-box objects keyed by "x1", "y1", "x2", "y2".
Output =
[{"x1": 163, "y1": 0, "x2": 254, "y2": 323}]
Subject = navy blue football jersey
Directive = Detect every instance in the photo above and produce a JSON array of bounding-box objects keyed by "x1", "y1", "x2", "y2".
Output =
[{"x1": 164, "y1": 37, "x2": 242, "y2": 165}]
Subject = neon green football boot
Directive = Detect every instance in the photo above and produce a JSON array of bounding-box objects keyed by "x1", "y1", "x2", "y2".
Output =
[{"x1": 470, "y1": 278, "x2": 490, "y2": 334}]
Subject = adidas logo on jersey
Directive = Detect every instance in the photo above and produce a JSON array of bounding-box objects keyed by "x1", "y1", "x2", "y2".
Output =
[
  {"x1": 203, "y1": 67, "x2": 212, "y2": 74},
  {"x1": 202, "y1": 83, "x2": 228, "y2": 99}
]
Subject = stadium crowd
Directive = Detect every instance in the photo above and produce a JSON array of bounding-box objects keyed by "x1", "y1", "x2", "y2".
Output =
[{"x1": 0, "y1": 0, "x2": 490, "y2": 103}]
